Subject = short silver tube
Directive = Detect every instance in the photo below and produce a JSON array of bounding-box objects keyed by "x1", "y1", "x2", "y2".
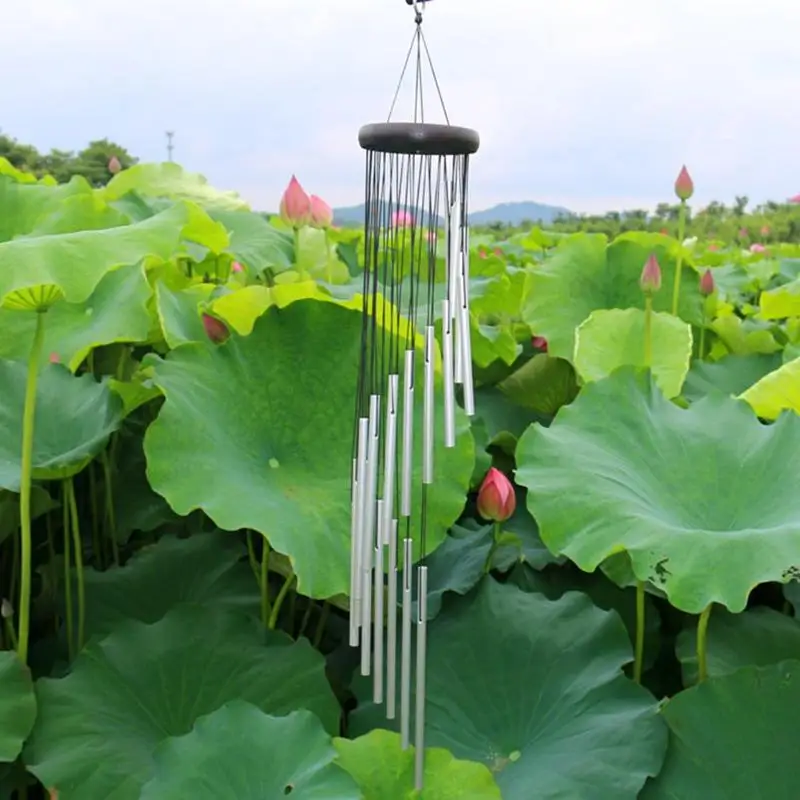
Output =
[
  {"x1": 400, "y1": 350, "x2": 415, "y2": 516},
  {"x1": 441, "y1": 300, "x2": 456, "y2": 448},
  {"x1": 400, "y1": 537, "x2": 413, "y2": 748},
  {"x1": 382, "y1": 374, "x2": 399, "y2": 544},
  {"x1": 414, "y1": 566, "x2": 428, "y2": 790},
  {"x1": 423, "y1": 327, "x2": 435, "y2": 485},
  {"x1": 386, "y1": 519, "x2": 398, "y2": 719}
]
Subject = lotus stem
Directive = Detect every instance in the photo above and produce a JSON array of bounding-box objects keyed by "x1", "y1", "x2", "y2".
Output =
[
  {"x1": 643, "y1": 295, "x2": 653, "y2": 369},
  {"x1": 246, "y1": 531, "x2": 258, "y2": 579},
  {"x1": 268, "y1": 571, "x2": 295, "y2": 630},
  {"x1": 65, "y1": 478, "x2": 85, "y2": 652},
  {"x1": 297, "y1": 600, "x2": 315, "y2": 639},
  {"x1": 313, "y1": 601, "x2": 330, "y2": 649},
  {"x1": 16, "y1": 310, "x2": 46, "y2": 664},
  {"x1": 670, "y1": 201, "x2": 687, "y2": 316},
  {"x1": 633, "y1": 580, "x2": 645, "y2": 684},
  {"x1": 483, "y1": 521, "x2": 502, "y2": 574},
  {"x1": 89, "y1": 462, "x2": 102, "y2": 568},
  {"x1": 697, "y1": 603, "x2": 713, "y2": 683},
  {"x1": 63, "y1": 483, "x2": 74, "y2": 661},
  {"x1": 260, "y1": 538, "x2": 271, "y2": 627},
  {"x1": 100, "y1": 449, "x2": 120, "y2": 566}
]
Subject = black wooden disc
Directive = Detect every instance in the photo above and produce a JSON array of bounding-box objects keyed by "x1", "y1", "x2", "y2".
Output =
[{"x1": 358, "y1": 122, "x2": 480, "y2": 156}]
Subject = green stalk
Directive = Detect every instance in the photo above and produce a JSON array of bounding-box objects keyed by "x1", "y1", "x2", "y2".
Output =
[
  {"x1": 260, "y1": 539, "x2": 271, "y2": 627},
  {"x1": 633, "y1": 581, "x2": 645, "y2": 684},
  {"x1": 268, "y1": 572, "x2": 295, "y2": 630},
  {"x1": 696, "y1": 603, "x2": 713, "y2": 683},
  {"x1": 670, "y1": 200, "x2": 688, "y2": 316},
  {"x1": 698, "y1": 323, "x2": 706, "y2": 361},
  {"x1": 297, "y1": 600, "x2": 315, "y2": 639},
  {"x1": 10, "y1": 527, "x2": 19, "y2": 605},
  {"x1": 89, "y1": 461, "x2": 102, "y2": 568},
  {"x1": 644, "y1": 295, "x2": 653, "y2": 368},
  {"x1": 63, "y1": 483, "x2": 74, "y2": 661},
  {"x1": 313, "y1": 601, "x2": 330, "y2": 649},
  {"x1": 66, "y1": 479, "x2": 85, "y2": 652},
  {"x1": 3, "y1": 616, "x2": 17, "y2": 650},
  {"x1": 100, "y1": 450, "x2": 120, "y2": 566},
  {"x1": 483, "y1": 521, "x2": 502, "y2": 574},
  {"x1": 16, "y1": 311, "x2": 46, "y2": 664},
  {"x1": 45, "y1": 510, "x2": 58, "y2": 635}
]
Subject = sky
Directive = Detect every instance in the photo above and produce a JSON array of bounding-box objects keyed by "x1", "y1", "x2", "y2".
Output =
[{"x1": 3, "y1": 0, "x2": 800, "y2": 214}]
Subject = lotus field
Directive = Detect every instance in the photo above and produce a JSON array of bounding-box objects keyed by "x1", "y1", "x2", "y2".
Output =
[{"x1": 2, "y1": 156, "x2": 800, "y2": 799}]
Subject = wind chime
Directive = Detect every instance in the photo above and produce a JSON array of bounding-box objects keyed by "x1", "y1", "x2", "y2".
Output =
[{"x1": 349, "y1": 0, "x2": 479, "y2": 789}]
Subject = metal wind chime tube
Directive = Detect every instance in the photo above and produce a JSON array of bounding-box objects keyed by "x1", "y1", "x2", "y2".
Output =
[{"x1": 350, "y1": 0, "x2": 479, "y2": 790}]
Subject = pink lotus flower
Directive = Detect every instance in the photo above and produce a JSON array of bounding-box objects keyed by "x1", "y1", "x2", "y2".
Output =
[
  {"x1": 202, "y1": 313, "x2": 230, "y2": 344},
  {"x1": 309, "y1": 194, "x2": 333, "y2": 228},
  {"x1": 478, "y1": 249, "x2": 488, "y2": 259},
  {"x1": 49, "y1": 352, "x2": 60, "y2": 364},
  {"x1": 391, "y1": 210, "x2": 413, "y2": 228},
  {"x1": 532, "y1": 335, "x2": 548, "y2": 352},
  {"x1": 659, "y1": 228, "x2": 668, "y2": 236},
  {"x1": 674, "y1": 165, "x2": 694, "y2": 201},
  {"x1": 739, "y1": 228, "x2": 749, "y2": 239},
  {"x1": 640, "y1": 253, "x2": 662, "y2": 294},
  {"x1": 476, "y1": 467, "x2": 516, "y2": 523},
  {"x1": 279, "y1": 175, "x2": 311, "y2": 228},
  {"x1": 760, "y1": 225, "x2": 770, "y2": 236},
  {"x1": 789, "y1": 194, "x2": 800, "y2": 204},
  {"x1": 493, "y1": 248, "x2": 503, "y2": 257},
  {"x1": 230, "y1": 261, "x2": 243, "y2": 274},
  {"x1": 108, "y1": 156, "x2": 122, "y2": 175},
  {"x1": 708, "y1": 243, "x2": 719, "y2": 252},
  {"x1": 700, "y1": 269, "x2": 714, "y2": 297},
  {"x1": 750, "y1": 243, "x2": 766, "y2": 253}
]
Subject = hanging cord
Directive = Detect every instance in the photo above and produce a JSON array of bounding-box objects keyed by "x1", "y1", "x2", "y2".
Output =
[{"x1": 387, "y1": 0, "x2": 450, "y2": 125}]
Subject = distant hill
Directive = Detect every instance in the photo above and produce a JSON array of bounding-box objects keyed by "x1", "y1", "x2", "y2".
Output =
[{"x1": 333, "y1": 200, "x2": 571, "y2": 227}]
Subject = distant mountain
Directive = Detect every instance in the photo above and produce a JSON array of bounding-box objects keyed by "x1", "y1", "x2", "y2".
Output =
[{"x1": 332, "y1": 200, "x2": 571, "y2": 227}]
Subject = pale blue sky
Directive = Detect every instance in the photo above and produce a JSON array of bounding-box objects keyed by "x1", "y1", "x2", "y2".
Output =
[{"x1": 3, "y1": 0, "x2": 799, "y2": 214}]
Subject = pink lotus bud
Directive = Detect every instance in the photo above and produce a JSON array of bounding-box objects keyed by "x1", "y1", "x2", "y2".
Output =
[
  {"x1": 532, "y1": 335, "x2": 548, "y2": 352},
  {"x1": 674, "y1": 165, "x2": 694, "y2": 201},
  {"x1": 640, "y1": 253, "x2": 662, "y2": 294},
  {"x1": 659, "y1": 228, "x2": 669, "y2": 236},
  {"x1": 477, "y1": 467, "x2": 516, "y2": 523},
  {"x1": 279, "y1": 175, "x2": 311, "y2": 228},
  {"x1": 478, "y1": 247, "x2": 487, "y2": 259},
  {"x1": 750, "y1": 243, "x2": 766, "y2": 253},
  {"x1": 108, "y1": 156, "x2": 122, "y2": 174},
  {"x1": 391, "y1": 210, "x2": 413, "y2": 228},
  {"x1": 230, "y1": 261, "x2": 243, "y2": 274},
  {"x1": 708, "y1": 243, "x2": 719, "y2": 252},
  {"x1": 309, "y1": 194, "x2": 333, "y2": 228},
  {"x1": 739, "y1": 228, "x2": 749, "y2": 239},
  {"x1": 760, "y1": 225, "x2": 770, "y2": 236},
  {"x1": 49, "y1": 352, "x2": 60, "y2": 364},
  {"x1": 699, "y1": 269, "x2": 714, "y2": 297},
  {"x1": 202, "y1": 313, "x2": 229, "y2": 344},
  {"x1": 493, "y1": 248, "x2": 503, "y2": 257}
]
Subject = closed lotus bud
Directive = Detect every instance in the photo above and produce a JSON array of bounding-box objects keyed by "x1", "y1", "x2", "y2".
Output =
[
  {"x1": 674, "y1": 165, "x2": 694, "y2": 201},
  {"x1": 476, "y1": 467, "x2": 516, "y2": 523},
  {"x1": 108, "y1": 156, "x2": 122, "y2": 175},
  {"x1": 532, "y1": 335, "x2": 548, "y2": 352},
  {"x1": 640, "y1": 253, "x2": 662, "y2": 294},
  {"x1": 230, "y1": 261, "x2": 243, "y2": 273},
  {"x1": 49, "y1": 352, "x2": 60, "y2": 364},
  {"x1": 201, "y1": 313, "x2": 229, "y2": 344},
  {"x1": 279, "y1": 175, "x2": 311, "y2": 228},
  {"x1": 699, "y1": 269, "x2": 714, "y2": 297},
  {"x1": 761, "y1": 225, "x2": 770, "y2": 236},
  {"x1": 1, "y1": 598, "x2": 12, "y2": 618},
  {"x1": 309, "y1": 194, "x2": 333, "y2": 228}
]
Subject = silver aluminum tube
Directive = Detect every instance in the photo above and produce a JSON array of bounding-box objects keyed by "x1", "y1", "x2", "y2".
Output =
[
  {"x1": 400, "y1": 350, "x2": 415, "y2": 516},
  {"x1": 382, "y1": 374, "x2": 399, "y2": 544},
  {"x1": 352, "y1": 418, "x2": 369, "y2": 646},
  {"x1": 400, "y1": 537, "x2": 413, "y2": 748},
  {"x1": 447, "y1": 200, "x2": 459, "y2": 324},
  {"x1": 360, "y1": 395, "x2": 380, "y2": 676},
  {"x1": 459, "y1": 230, "x2": 475, "y2": 415},
  {"x1": 423, "y1": 326, "x2": 435, "y2": 485},
  {"x1": 349, "y1": 459, "x2": 360, "y2": 647},
  {"x1": 414, "y1": 565, "x2": 428, "y2": 790},
  {"x1": 386, "y1": 518, "x2": 398, "y2": 719},
  {"x1": 441, "y1": 300, "x2": 456, "y2": 448},
  {"x1": 373, "y1": 506, "x2": 384, "y2": 704}
]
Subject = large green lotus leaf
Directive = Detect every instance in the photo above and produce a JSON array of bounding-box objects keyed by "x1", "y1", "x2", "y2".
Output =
[
  {"x1": 209, "y1": 209, "x2": 293, "y2": 272},
  {"x1": 682, "y1": 352, "x2": 782, "y2": 402},
  {"x1": 710, "y1": 313, "x2": 780, "y2": 355},
  {"x1": 515, "y1": 368, "x2": 800, "y2": 614},
  {"x1": 26, "y1": 192, "x2": 129, "y2": 236},
  {"x1": 496, "y1": 354, "x2": 578, "y2": 415},
  {"x1": 77, "y1": 532, "x2": 258, "y2": 641},
  {"x1": 642, "y1": 661, "x2": 800, "y2": 799},
  {"x1": 0, "y1": 652, "x2": 36, "y2": 762},
  {"x1": 334, "y1": 729, "x2": 501, "y2": 799},
  {"x1": 144, "y1": 300, "x2": 473, "y2": 599},
  {"x1": 574, "y1": 308, "x2": 692, "y2": 398},
  {"x1": 738, "y1": 355, "x2": 800, "y2": 420},
  {"x1": 759, "y1": 277, "x2": 800, "y2": 319},
  {"x1": 104, "y1": 162, "x2": 249, "y2": 211},
  {"x1": 154, "y1": 280, "x2": 214, "y2": 348},
  {"x1": 140, "y1": 704, "x2": 360, "y2": 800},
  {"x1": 521, "y1": 232, "x2": 702, "y2": 361},
  {"x1": 675, "y1": 606, "x2": 800, "y2": 685},
  {"x1": 351, "y1": 579, "x2": 666, "y2": 799},
  {"x1": 24, "y1": 606, "x2": 338, "y2": 799},
  {"x1": 0, "y1": 264, "x2": 153, "y2": 370},
  {"x1": 0, "y1": 201, "x2": 227, "y2": 309},
  {"x1": 472, "y1": 386, "x2": 550, "y2": 456},
  {"x1": 0, "y1": 175, "x2": 90, "y2": 242},
  {"x1": 0, "y1": 364, "x2": 123, "y2": 490}
]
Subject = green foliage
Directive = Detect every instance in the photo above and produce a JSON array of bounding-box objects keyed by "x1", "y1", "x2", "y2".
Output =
[{"x1": 1, "y1": 158, "x2": 799, "y2": 799}]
